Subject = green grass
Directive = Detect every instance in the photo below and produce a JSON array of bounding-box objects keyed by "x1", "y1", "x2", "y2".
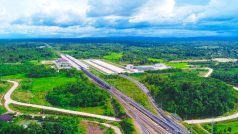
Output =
[
  {"x1": 9, "y1": 104, "x2": 42, "y2": 114},
  {"x1": 12, "y1": 76, "x2": 77, "y2": 106},
  {"x1": 0, "y1": 81, "x2": 11, "y2": 99},
  {"x1": 166, "y1": 62, "x2": 189, "y2": 69},
  {"x1": 10, "y1": 75, "x2": 112, "y2": 115},
  {"x1": 0, "y1": 106, "x2": 7, "y2": 114},
  {"x1": 1, "y1": 74, "x2": 26, "y2": 80},
  {"x1": 147, "y1": 58, "x2": 166, "y2": 63},
  {"x1": 185, "y1": 124, "x2": 210, "y2": 134},
  {"x1": 0, "y1": 81, "x2": 11, "y2": 114},
  {"x1": 103, "y1": 52, "x2": 123, "y2": 61},
  {"x1": 203, "y1": 119, "x2": 238, "y2": 133},
  {"x1": 90, "y1": 69, "x2": 157, "y2": 114},
  {"x1": 147, "y1": 57, "x2": 189, "y2": 69}
]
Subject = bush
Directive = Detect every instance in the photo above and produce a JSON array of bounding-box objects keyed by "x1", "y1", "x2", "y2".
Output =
[
  {"x1": 0, "y1": 117, "x2": 80, "y2": 134},
  {"x1": 111, "y1": 98, "x2": 126, "y2": 117},
  {"x1": 27, "y1": 65, "x2": 57, "y2": 78},
  {"x1": 20, "y1": 79, "x2": 33, "y2": 91},
  {"x1": 120, "y1": 118, "x2": 136, "y2": 134}
]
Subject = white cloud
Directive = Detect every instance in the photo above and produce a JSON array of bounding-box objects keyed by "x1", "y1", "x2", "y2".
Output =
[
  {"x1": 0, "y1": 0, "x2": 237, "y2": 37},
  {"x1": 130, "y1": 0, "x2": 207, "y2": 24},
  {"x1": 191, "y1": 0, "x2": 238, "y2": 22},
  {"x1": 130, "y1": 0, "x2": 176, "y2": 23}
]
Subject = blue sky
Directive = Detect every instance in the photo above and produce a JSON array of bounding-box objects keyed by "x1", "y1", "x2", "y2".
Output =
[{"x1": 0, "y1": 0, "x2": 237, "y2": 38}]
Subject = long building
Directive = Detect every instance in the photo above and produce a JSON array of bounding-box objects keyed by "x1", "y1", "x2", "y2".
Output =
[
  {"x1": 60, "y1": 54, "x2": 89, "y2": 70},
  {"x1": 83, "y1": 59, "x2": 126, "y2": 74},
  {"x1": 83, "y1": 60, "x2": 114, "y2": 74}
]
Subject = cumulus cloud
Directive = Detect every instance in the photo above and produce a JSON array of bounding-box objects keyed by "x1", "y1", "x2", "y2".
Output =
[
  {"x1": 12, "y1": 0, "x2": 89, "y2": 27},
  {"x1": 0, "y1": 0, "x2": 237, "y2": 37}
]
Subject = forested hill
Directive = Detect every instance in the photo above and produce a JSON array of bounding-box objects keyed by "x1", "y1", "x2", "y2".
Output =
[{"x1": 142, "y1": 72, "x2": 236, "y2": 119}]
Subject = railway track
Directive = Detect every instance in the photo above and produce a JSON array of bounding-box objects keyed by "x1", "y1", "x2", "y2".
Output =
[
  {"x1": 120, "y1": 74, "x2": 189, "y2": 133},
  {"x1": 63, "y1": 54, "x2": 190, "y2": 134}
]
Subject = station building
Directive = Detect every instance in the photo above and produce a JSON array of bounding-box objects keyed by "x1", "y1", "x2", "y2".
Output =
[{"x1": 55, "y1": 58, "x2": 71, "y2": 69}]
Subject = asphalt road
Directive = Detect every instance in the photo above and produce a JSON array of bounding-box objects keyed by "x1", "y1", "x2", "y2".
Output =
[
  {"x1": 4, "y1": 80, "x2": 120, "y2": 122},
  {"x1": 203, "y1": 67, "x2": 214, "y2": 77}
]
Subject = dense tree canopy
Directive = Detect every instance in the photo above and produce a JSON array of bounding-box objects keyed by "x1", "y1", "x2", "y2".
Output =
[
  {"x1": 0, "y1": 42, "x2": 56, "y2": 63},
  {"x1": 56, "y1": 40, "x2": 238, "y2": 64},
  {"x1": 143, "y1": 72, "x2": 236, "y2": 119},
  {"x1": 27, "y1": 65, "x2": 57, "y2": 78},
  {"x1": 46, "y1": 79, "x2": 109, "y2": 107},
  {"x1": 0, "y1": 117, "x2": 80, "y2": 134},
  {"x1": 209, "y1": 63, "x2": 238, "y2": 87}
]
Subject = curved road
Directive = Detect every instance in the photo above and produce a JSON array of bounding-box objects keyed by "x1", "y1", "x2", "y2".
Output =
[
  {"x1": 4, "y1": 80, "x2": 120, "y2": 122},
  {"x1": 185, "y1": 68, "x2": 238, "y2": 124},
  {"x1": 203, "y1": 67, "x2": 213, "y2": 78}
]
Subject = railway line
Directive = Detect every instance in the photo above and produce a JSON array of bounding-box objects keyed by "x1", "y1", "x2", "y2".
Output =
[
  {"x1": 63, "y1": 54, "x2": 190, "y2": 134},
  {"x1": 120, "y1": 74, "x2": 188, "y2": 133}
]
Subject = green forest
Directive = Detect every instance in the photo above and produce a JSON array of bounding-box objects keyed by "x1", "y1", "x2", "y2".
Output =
[
  {"x1": 142, "y1": 72, "x2": 236, "y2": 119},
  {"x1": 0, "y1": 117, "x2": 82, "y2": 134},
  {"x1": 46, "y1": 80, "x2": 109, "y2": 107},
  {"x1": 211, "y1": 63, "x2": 238, "y2": 86},
  {"x1": 0, "y1": 42, "x2": 56, "y2": 63},
  {"x1": 56, "y1": 40, "x2": 238, "y2": 65},
  {"x1": 0, "y1": 39, "x2": 238, "y2": 134}
]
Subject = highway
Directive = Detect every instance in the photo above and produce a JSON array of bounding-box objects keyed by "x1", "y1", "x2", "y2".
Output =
[
  {"x1": 4, "y1": 80, "x2": 120, "y2": 122},
  {"x1": 63, "y1": 54, "x2": 190, "y2": 134}
]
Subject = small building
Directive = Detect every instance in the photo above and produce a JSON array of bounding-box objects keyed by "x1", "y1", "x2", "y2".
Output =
[
  {"x1": 127, "y1": 63, "x2": 170, "y2": 72},
  {"x1": 126, "y1": 64, "x2": 134, "y2": 70},
  {"x1": 153, "y1": 63, "x2": 171, "y2": 70},
  {"x1": 55, "y1": 58, "x2": 71, "y2": 69},
  {"x1": 0, "y1": 114, "x2": 13, "y2": 122},
  {"x1": 212, "y1": 58, "x2": 238, "y2": 63}
]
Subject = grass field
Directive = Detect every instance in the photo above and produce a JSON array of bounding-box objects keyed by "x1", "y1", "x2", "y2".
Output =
[
  {"x1": 90, "y1": 69, "x2": 157, "y2": 114},
  {"x1": 1, "y1": 74, "x2": 27, "y2": 80},
  {"x1": 147, "y1": 58, "x2": 189, "y2": 69},
  {"x1": 147, "y1": 58, "x2": 166, "y2": 63},
  {"x1": 185, "y1": 124, "x2": 210, "y2": 134},
  {"x1": 167, "y1": 62, "x2": 189, "y2": 69},
  {"x1": 9, "y1": 75, "x2": 112, "y2": 115},
  {"x1": 103, "y1": 52, "x2": 123, "y2": 61},
  {"x1": 203, "y1": 119, "x2": 238, "y2": 133},
  {"x1": 12, "y1": 76, "x2": 77, "y2": 106},
  {"x1": 0, "y1": 81, "x2": 11, "y2": 100}
]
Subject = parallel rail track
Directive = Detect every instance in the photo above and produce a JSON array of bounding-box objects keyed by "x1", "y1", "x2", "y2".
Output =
[{"x1": 64, "y1": 54, "x2": 190, "y2": 134}]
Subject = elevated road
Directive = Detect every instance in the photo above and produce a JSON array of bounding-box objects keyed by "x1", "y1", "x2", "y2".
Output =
[{"x1": 63, "y1": 54, "x2": 190, "y2": 134}]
